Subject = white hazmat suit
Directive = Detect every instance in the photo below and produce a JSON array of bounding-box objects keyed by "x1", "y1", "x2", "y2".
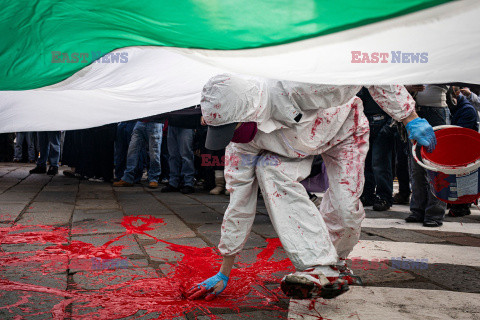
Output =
[{"x1": 201, "y1": 75, "x2": 415, "y2": 270}]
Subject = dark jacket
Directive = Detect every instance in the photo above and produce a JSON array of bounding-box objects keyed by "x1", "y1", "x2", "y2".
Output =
[{"x1": 450, "y1": 95, "x2": 479, "y2": 131}]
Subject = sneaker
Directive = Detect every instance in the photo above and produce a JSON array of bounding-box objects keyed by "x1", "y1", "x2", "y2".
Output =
[
  {"x1": 148, "y1": 181, "x2": 159, "y2": 189},
  {"x1": 281, "y1": 268, "x2": 349, "y2": 300},
  {"x1": 393, "y1": 192, "x2": 410, "y2": 205},
  {"x1": 160, "y1": 178, "x2": 169, "y2": 185},
  {"x1": 373, "y1": 198, "x2": 391, "y2": 211},
  {"x1": 13, "y1": 158, "x2": 20, "y2": 163},
  {"x1": 405, "y1": 214, "x2": 423, "y2": 223},
  {"x1": 180, "y1": 186, "x2": 195, "y2": 194},
  {"x1": 47, "y1": 166, "x2": 58, "y2": 176},
  {"x1": 161, "y1": 184, "x2": 179, "y2": 193},
  {"x1": 113, "y1": 180, "x2": 133, "y2": 187},
  {"x1": 423, "y1": 221, "x2": 443, "y2": 227},
  {"x1": 63, "y1": 170, "x2": 80, "y2": 178},
  {"x1": 29, "y1": 165, "x2": 46, "y2": 174},
  {"x1": 360, "y1": 195, "x2": 375, "y2": 207}
]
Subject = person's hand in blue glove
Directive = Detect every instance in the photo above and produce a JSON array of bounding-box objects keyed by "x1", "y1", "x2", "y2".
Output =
[
  {"x1": 184, "y1": 271, "x2": 229, "y2": 301},
  {"x1": 405, "y1": 117, "x2": 436, "y2": 153}
]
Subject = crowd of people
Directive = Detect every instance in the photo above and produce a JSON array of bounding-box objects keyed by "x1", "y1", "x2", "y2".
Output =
[
  {"x1": 1, "y1": 82, "x2": 478, "y2": 301},
  {"x1": 1, "y1": 84, "x2": 478, "y2": 216}
]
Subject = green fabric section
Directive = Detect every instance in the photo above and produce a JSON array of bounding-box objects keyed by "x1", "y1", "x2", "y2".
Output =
[{"x1": 1, "y1": 0, "x2": 452, "y2": 90}]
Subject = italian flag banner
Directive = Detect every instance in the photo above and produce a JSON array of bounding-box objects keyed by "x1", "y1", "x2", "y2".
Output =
[{"x1": 0, "y1": 0, "x2": 478, "y2": 132}]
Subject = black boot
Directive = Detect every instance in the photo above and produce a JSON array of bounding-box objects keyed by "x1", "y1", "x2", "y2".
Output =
[
  {"x1": 30, "y1": 165, "x2": 46, "y2": 174},
  {"x1": 47, "y1": 166, "x2": 58, "y2": 176}
]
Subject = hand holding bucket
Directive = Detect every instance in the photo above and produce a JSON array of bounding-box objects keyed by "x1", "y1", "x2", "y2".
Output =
[{"x1": 412, "y1": 125, "x2": 480, "y2": 204}]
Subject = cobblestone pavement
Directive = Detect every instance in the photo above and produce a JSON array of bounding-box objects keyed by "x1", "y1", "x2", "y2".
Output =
[{"x1": 1, "y1": 163, "x2": 479, "y2": 319}]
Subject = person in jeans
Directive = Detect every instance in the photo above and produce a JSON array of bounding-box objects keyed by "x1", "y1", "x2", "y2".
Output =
[
  {"x1": 30, "y1": 131, "x2": 61, "y2": 175},
  {"x1": 406, "y1": 85, "x2": 449, "y2": 227},
  {"x1": 114, "y1": 121, "x2": 145, "y2": 183},
  {"x1": 14, "y1": 132, "x2": 36, "y2": 163},
  {"x1": 161, "y1": 107, "x2": 201, "y2": 194},
  {"x1": 358, "y1": 87, "x2": 395, "y2": 211},
  {"x1": 113, "y1": 120, "x2": 163, "y2": 188}
]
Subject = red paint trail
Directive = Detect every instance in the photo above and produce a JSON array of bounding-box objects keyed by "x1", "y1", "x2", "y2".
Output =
[{"x1": 0, "y1": 216, "x2": 294, "y2": 319}]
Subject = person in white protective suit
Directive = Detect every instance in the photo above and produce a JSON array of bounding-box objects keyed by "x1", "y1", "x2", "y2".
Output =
[{"x1": 185, "y1": 74, "x2": 436, "y2": 301}]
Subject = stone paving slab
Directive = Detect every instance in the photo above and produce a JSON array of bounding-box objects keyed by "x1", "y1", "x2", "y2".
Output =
[
  {"x1": 73, "y1": 267, "x2": 159, "y2": 290},
  {"x1": 150, "y1": 192, "x2": 200, "y2": 205},
  {"x1": 187, "y1": 193, "x2": 230, "y2": 204},
  {"x1": 362, "y1": 218, "x2": 480, "y2": 235},
  {"x1": 351, "y1": 240, "x2": 480, "y2": 267},
  {"x1": 197, "y1": 224, "x2": 267, "y2": 249},
  {"x1": 409, "y1": 263, "x2": 480, "y2": 293},
  {"x1": 145, "y1": 237, "x2": 208, "y2": 263},
  {"x1": 72, "y1": 209, "x2": 125, "y2": 235},
  {"x1": 0, "y1": 202, "x2": 27, "y2": 222},
  {"x1": 71, "y1": 233, "x2": 143, "y2": 257},
  {"x1": 34, "y1": 191, "x2": 76, "y2": 203},
  {"x1": 288, "y1": 287, "x2": 480, "y2": 320},
  {"x1": 171, "y1": 205, "x2": 224, "y2": 225},
  {"x1": 75, "y1": 199, "x2": 120, "y2": 210},
  {"x1": 0, "y1": 191, "x2": 37, "y2": 203},
  {"x1": 120, "y1": 200, "x2": 172, "y2": 216},
  {"x1": 362, "y1": 227, "x2": 446, "y2": 243},
  {"x1": 0, "y1": 292, "x2": 66, "y2": 320},
  {"x1": 196, "y1": 310, "x2": 287, "y2": 319},
  {"x1": 18, "y1": 206, "x2": 74, "y2": 226},
  {"x1": 136, "y1": 215, "x2": 196, "y2": 240}
]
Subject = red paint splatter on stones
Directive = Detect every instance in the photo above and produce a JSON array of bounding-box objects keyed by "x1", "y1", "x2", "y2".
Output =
[{"x1": 0, "y1": 216, "x2": 294, "y2": 319}]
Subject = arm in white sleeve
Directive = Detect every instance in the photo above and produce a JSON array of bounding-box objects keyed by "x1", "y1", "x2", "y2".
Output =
[{"x1": 367, "y1": 85, "x2": 416, "y2": 122}]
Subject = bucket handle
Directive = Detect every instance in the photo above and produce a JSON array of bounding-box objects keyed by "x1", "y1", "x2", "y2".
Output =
[{"x1": 411, "y1": 125, "x2": 480, "y2": 174}]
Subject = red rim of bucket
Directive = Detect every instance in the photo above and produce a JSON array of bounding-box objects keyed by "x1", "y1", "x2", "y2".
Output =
[{"x1": 421, "y1": 127, "x2": 480, "y2": 168}]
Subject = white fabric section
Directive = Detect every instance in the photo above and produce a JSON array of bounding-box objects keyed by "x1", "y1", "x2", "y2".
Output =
[
  {"x1": 1, "y1": 0, "x2": 478, "y2": 132},
  {"x1": 0, "y1": 48, "x2": 225, "y2": 133},
  {"x1": 184, "y1": 0, "x2": 480, "y2": 85},
  {"x1": 215, "y1": 76, "x2": 413, "y2": 268}
]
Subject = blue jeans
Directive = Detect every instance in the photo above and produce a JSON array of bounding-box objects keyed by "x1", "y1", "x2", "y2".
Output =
[
  {"x1": 363, "y1": 115, "x2": 395, "y2": 204},
  {"x1": 122, "y1": 122, "x2": 163, "y2": 184},
  {"x1": 167, "y1": 126, "x2": 195, "y2": 188},
  {"x1": 36, "y1": 131, "x2": 61, "y2": 167},
  {"x1": 409, "y1": 106, "x2": 450, "y2": 222},
  {"x1": 114, "y1": 121, "x2": 145, "y2": 181},
  {"x1": 14, "y1": 132, "x2": 36, "y2": 161}
]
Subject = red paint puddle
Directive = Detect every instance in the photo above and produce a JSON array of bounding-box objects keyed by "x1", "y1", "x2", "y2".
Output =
[{"x1": 0, "y1": 215, "x2": 293, "y2": 319}]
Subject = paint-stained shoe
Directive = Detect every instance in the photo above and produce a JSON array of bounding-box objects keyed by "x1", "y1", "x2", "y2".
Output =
[
  {"x1": 334, "y1": 265, "x2": 363, "y2": 286},
  {"x1": 281, "y1": 268, "x2": 349, "y2": 299}
]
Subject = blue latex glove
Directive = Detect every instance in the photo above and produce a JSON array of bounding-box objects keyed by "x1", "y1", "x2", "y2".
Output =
[
  {"x1": 185, "y1": 272, "x2": 229, "y2": 301},
  {"x1": 405, "y1": 117, "x2": 437, "y2": 153}
]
